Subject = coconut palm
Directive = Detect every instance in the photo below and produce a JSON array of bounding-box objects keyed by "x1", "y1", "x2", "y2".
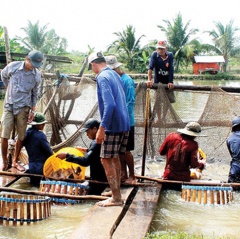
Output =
[
  {"x1": 107, "y1": 25, "x2": 145, "y2": 71},
  {"x1": 157, "y1": 12, "x2": 199, "y2": 72},
  {"x1": 16, "y1": 20, "x2": 68, "y2": 55},
  {"x1": 205, "y1": 20, "x2": 240, "y2": 72}
]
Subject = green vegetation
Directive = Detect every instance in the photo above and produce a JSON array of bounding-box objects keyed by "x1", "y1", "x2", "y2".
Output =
[{"x1": 144, "y1": 231, "x2": 236, "y2": 239}]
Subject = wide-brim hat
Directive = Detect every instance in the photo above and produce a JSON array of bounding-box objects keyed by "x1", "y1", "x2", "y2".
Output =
[
  {"x1": 29, "y1": 112, "x2": 48, "y2": 125},
  {"x1": 105, "y1": 55, "x2": 122, "y2": 69},
  {"x1": 177, "y1": 122, "x2": 206, "y2": 137}
]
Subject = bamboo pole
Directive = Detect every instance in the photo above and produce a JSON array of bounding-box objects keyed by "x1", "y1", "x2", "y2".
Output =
[
  {"x1": 141, "y1": 89, "x2": 150, "y2": 177},
  {"x1": 0, "y1": 187, "x2": 108, "y2": 201}
]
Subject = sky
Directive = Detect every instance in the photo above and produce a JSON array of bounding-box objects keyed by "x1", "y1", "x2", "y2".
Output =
[{"x1": 1, "y1": 0, "x2": 240, "y2": 53}]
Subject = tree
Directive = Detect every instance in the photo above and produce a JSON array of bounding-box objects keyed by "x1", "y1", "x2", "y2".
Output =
[
  {"x1": 16, "y1": 20, "x2": 68, "y2": 55},
  {"x1": 157, "y1": 12, "x2": 199, "y2": 72},
  {"x1": 206, "y1": 20, "x2": 240, "y2": 72},
  {"x1": 107, "y1": 25, "x2": 145, "y2": 71}
]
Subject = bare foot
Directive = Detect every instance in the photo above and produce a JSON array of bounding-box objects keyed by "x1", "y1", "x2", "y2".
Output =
[
  {"x1": 1, "y1": 163, "x2": 9, "y2": 171},
  {"x1": 101, "y1": 190, "x2": 112, "y2": 197},
  {"x1": 125, "y1": 177, "x2": 137, "y2": 184},
  {"x1": 12, "y1": 163, "x2": 25, "y2": 172},
  {"x1": 96, "y1": 197, "x2": 123, "y2": 207}
]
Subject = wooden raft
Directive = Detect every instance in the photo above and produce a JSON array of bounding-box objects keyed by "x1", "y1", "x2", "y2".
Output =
[{"x1": 68, "y1": 184, "x2": 161, "y2": 239}]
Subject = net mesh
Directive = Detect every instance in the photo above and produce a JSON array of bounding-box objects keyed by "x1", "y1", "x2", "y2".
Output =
[{"x1": 37, "y1": 76, "x2": 239, "y2": 164}]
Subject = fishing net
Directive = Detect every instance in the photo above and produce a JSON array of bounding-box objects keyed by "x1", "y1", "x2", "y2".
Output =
[{"x1": 37, "y1": 74, "x2": 240, "y2": 164}]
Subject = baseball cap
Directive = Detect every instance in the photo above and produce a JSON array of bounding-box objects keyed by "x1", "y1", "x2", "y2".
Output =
[
  {"x1": 80, "y1": 118, "x2": 100, "y2": 132},
  {"x1": 155, "y1": 40, "x2": 168, "y2": 49},
  {"x1": 28, "y1": 50, "x2": 44, "y2": 68},
  {"x1": 232, "y1": 116, "x2": 240, "y2": 130},
  {"x1": 88, "y1": 51, "x2": 105, "y2": 70},
  {"x1": 29, "y1": 112, "x2": 48, "y2": 125},
  {"x1": 105, "y1": 55, "x2": 122, "y2": 69}
]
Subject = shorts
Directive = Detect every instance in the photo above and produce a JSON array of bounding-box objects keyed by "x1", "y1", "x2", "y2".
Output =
[
  {"x1": 1, "y1": 107, "x2": 30, "y2": 141},
  {"x1": 126, "y1": 126, "x2": 135, "y2": 151},
  {"x1": 100, "y1": 131, "x2": 129, "y2": 159}
]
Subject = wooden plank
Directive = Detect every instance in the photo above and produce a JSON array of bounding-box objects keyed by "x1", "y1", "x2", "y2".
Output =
[
  {"x1": 112, "y1": 185, "x2": 162, "y2": 239},
  {"x1": 67, "y1": 187, "x2": 135, "y2": 239}
]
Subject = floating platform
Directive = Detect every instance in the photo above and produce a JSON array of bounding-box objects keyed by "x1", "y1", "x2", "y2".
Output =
[{"x1": 68, "y1": 184, "x2": 161, "y2": 239}]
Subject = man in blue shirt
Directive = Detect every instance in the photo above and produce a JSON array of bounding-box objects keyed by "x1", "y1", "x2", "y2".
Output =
[
  {"x1": 88, "y1": 51, "x2": 130, "y2": 207},
  {"x1": 226, "y1": 116, "x2": 240, "y2": 183},
  {"x1": 105, "y1": 55, "x2": 136, "y2": 184},
  {"x1": 23, "y1": 112, "x2": 53, "y2": 185},
  {"x1": 1, "y1": 50, "x2": 43, "y2": 172}
]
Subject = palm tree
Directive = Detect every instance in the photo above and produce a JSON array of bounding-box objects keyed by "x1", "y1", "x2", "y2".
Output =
[
  {"x1": 157, "y1": 12, "x2": 199, "y2": 72},
  {"x1": 16, "y1": 20, "x2": 68, "y2": 55},
  {"x1": 205, "y1": 20, "x2": 240, "y2": 72},
  {"x1": 107, "y1": 25, "x2": 145, "y2": 71},
  {"x1": 16, "y1": 20, "x2": 48, "y2": 51}
]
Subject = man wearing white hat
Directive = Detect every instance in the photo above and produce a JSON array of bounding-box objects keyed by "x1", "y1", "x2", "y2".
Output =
[
  {"x1": 88, "y1": 51, "x2": 130, "y2": 206},
  {"x1": 159, "y1": 122, "x2": 206, "y2": 181},
  {"x1": 105, "y1": 55, "x2": 136, "y2": 184}
]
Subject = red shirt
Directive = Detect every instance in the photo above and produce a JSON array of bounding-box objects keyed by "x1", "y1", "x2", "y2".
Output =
[{"x1": 159, "y1": 132, "x2": 204, "y2": 181}]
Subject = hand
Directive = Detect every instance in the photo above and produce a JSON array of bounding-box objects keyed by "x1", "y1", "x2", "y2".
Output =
[
  {"x1": 168, "y1": 83, "x2": 174, "y2": 90},
  {"x1": 146, "y1": 80, "x2": 153, "y2": 88},
  {"x1": 27, "y1": 111, "x2": 35, "y2": 123},
  {"x1": 96, "y1": 127, "x2": 105, "y2": 144},
  {"x1": 56, "y1": 153, "x2": 67, "y2": 159},
  {"x1": 76, "y1": 147, "x2": 87, "y2": 153}
]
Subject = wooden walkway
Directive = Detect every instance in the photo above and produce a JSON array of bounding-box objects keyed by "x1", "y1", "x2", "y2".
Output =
[{"x1": 68, "y1": 184, "x2": 161, "y2": 239}]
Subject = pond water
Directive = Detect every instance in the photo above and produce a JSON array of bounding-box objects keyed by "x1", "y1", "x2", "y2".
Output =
[{"x1": 0, "y1": 78, "x2": 240, "y2": 238}]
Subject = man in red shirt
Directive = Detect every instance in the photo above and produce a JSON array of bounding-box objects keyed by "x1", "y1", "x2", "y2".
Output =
[{"x1": 159, "y1": 122, "x2": 206, "y2": 181}]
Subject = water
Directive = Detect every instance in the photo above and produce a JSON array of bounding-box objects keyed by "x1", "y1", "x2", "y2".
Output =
[{"x1": 0, "y1": 79, "x2": 240, "y2": 238}]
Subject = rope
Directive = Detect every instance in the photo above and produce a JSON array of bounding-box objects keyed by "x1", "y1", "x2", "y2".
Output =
[{"x1": 182, "y1": 185, "x2": 232, "y2": 191}]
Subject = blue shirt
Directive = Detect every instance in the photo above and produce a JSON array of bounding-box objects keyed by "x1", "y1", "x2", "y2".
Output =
[
  {"x1": 96, "y1": 67, "x2": 130, "y2": 133},
  {"x1": 226, "y1": 131, "x2": 240, "y2": 162},
  {"x1": 23, "y1": 127, "x2": 53, "y2": 174},
  {"x1": 148, "y1": 51, "x2": 174, "y2": 84},
  {"x1": 1, "y1": 61, "x2": 41, "y2": 115},
  {"x1": 121, "y1": 73, "x2": 135, "y2": 126}
]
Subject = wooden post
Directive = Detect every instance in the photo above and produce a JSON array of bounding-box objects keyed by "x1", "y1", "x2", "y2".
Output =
[
  {"x1": 216, "y1": 191, "x2": 220, "y2": 204},
  {"x1": 20, "y1": 201, "x2": 25, "y2": 225},
  {"x1": 198, "y1": 190, "x2": 202, "y2": 204},
  {"x1": 221, "y1": 190, "x2": 225, "y2": 204},
  {"x1": 203, "y1": 190, "x2": 207, "y2": 204},
  {"x1": 210, "y1": 190, "x2": 214, "y2": 204},
  {"x1": 141, "y1": 89, "x2": 150, "y2": 177},
  {"x1": 192, "y1": 189, "x2": 196, "y2": 202},
  {"x1": 3, "y1": 27, "x2": 12, "y2": 64},
  {"x1": 13, "y1": 195, "x2": 18, "y2": 226},
  {"x1": 187, "y1": 189, "x2": 191, "y2": 202}
]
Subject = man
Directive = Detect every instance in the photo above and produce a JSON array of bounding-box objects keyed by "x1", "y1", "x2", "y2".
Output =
[
  {"x1": 88, "y1": 51, "x2": 130, "y2": 207},
  {"x1": 159, "y1": 122, "x2": 206, "y2": 182},
  {"x1": 147, "y1": 40, "x2": 175, "y2": 103},
  {"x1": 56, "y1": 118, "x2": 107, "y2": 195},
  {"x1": 23, "y1": 112, "x2": 53, "y2": 185},
  {"x1": 105, "y1": 55, "x2": 136, "y2": 184},
  {"x1": 1, "y1": 50, "x2": 43, "y2": 171},
  {"x1": 226, "y1": 116, "x2": 240, "y2": 183}
]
